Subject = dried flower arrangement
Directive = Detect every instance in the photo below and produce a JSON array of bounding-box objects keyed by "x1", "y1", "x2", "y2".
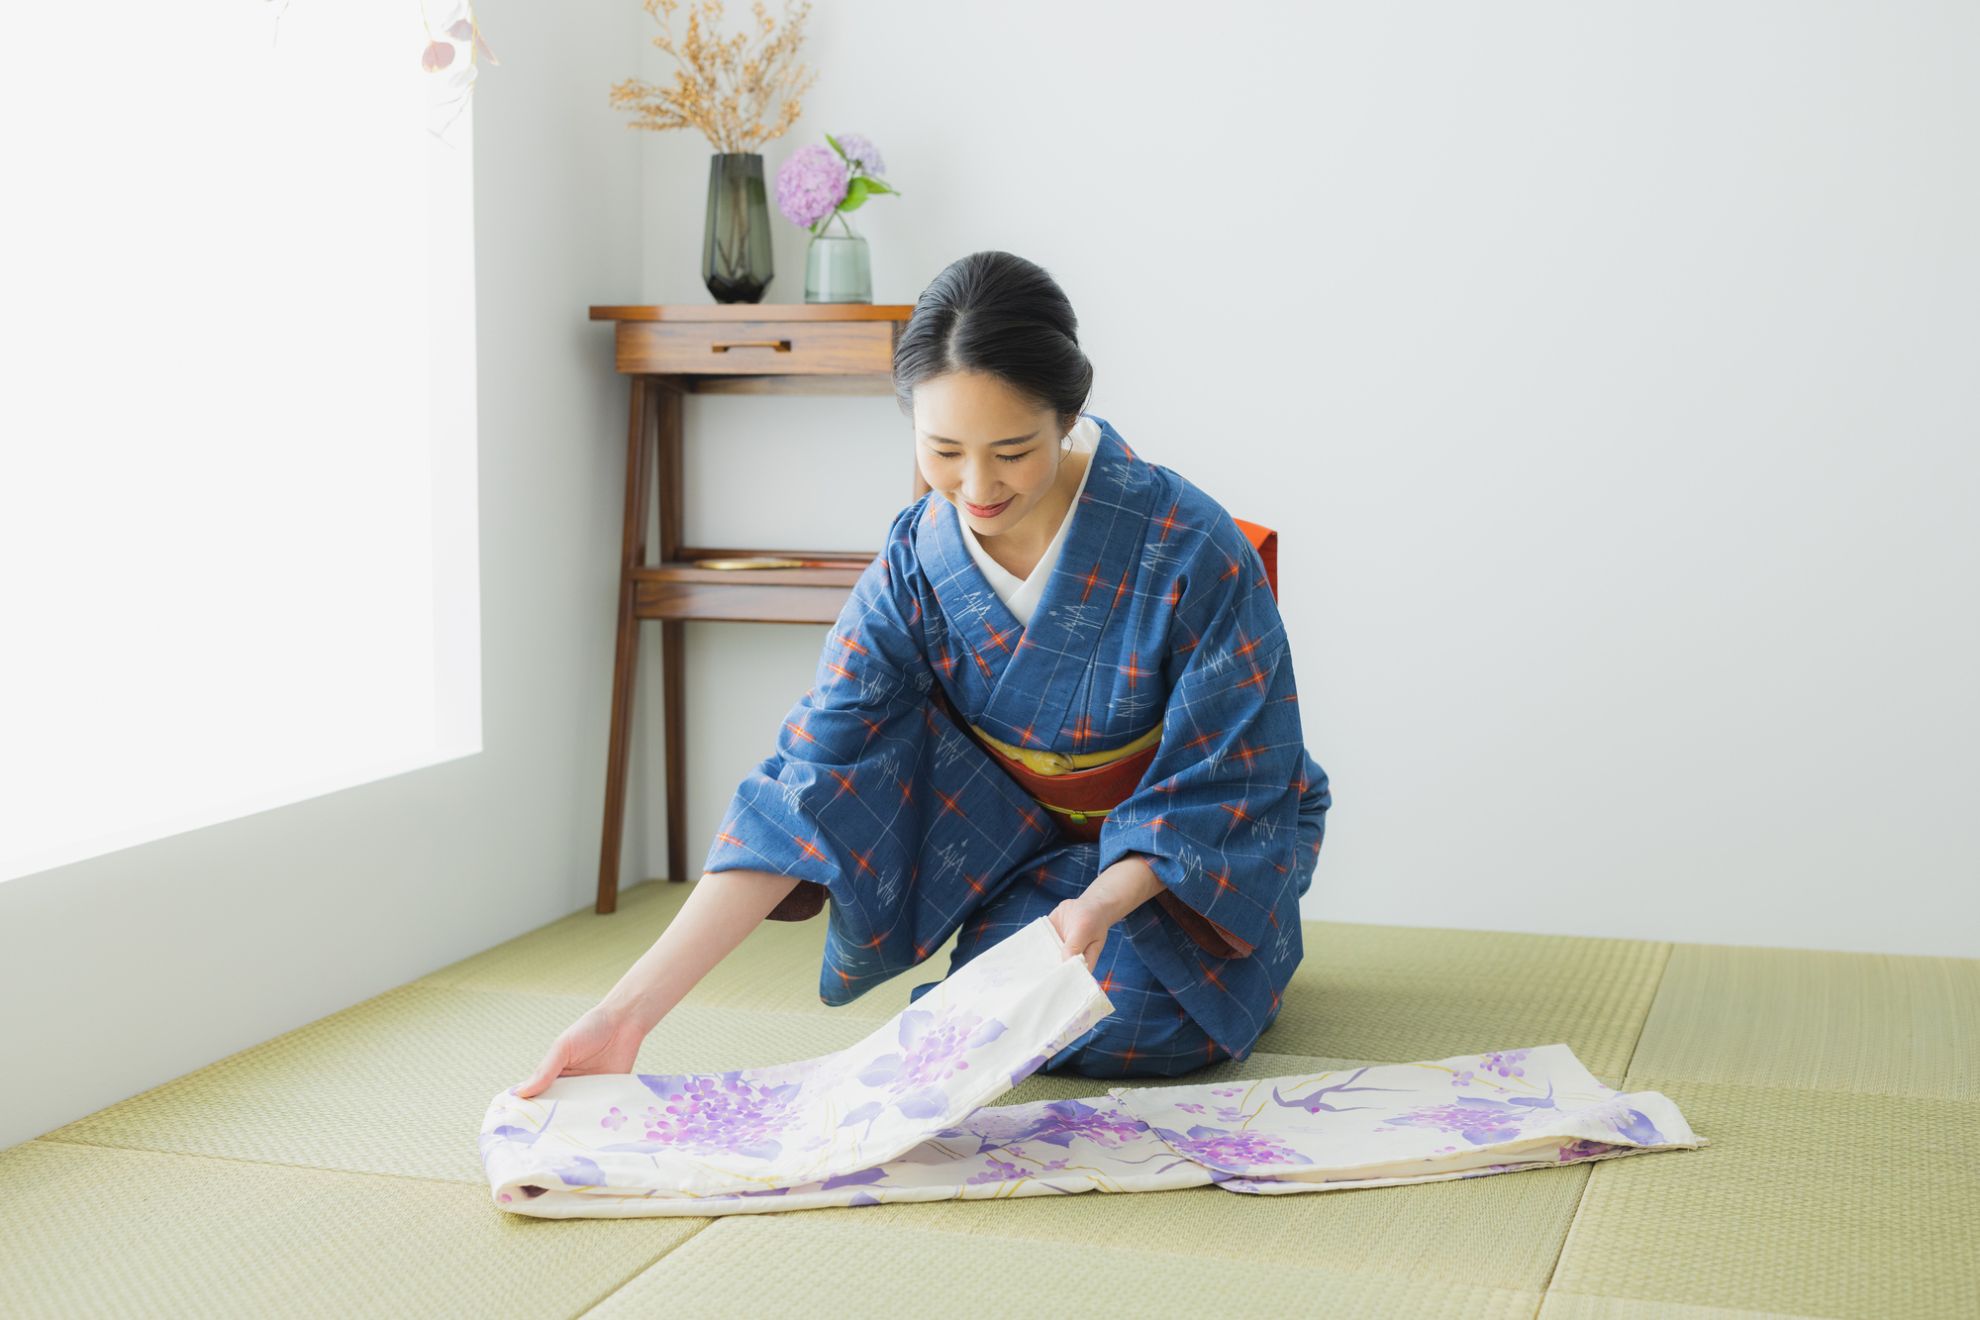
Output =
[{"x1": 610, "y1": 0, "x2": 820, "y2": 153}]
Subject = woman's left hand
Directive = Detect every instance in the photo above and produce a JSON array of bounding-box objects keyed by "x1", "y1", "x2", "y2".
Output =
[{"x1": 1048, "y1": 897, "x2": 1113, "y2": 973}]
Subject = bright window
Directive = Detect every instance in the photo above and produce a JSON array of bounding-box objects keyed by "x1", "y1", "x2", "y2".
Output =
[{"x1": 0, "y1": 2, "x2": 483, "y2": 882}]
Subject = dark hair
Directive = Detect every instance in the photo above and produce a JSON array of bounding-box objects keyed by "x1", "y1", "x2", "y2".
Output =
[{"x1": 892, "y1": 250, "x2": 1095, "y2": 434}]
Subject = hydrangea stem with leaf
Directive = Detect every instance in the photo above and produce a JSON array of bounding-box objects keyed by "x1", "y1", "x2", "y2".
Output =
[{"x1": 775, "y1": 132, "x2": 901, "y2": 238}]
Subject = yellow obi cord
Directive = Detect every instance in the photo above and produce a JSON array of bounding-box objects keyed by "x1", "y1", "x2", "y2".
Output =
[
  {"x1": 965, "y1": 721, "x2": 1165, "y2": 776},
  {"x1": 1040, "y1": 801, "x2": 1107, "y2": 823}
]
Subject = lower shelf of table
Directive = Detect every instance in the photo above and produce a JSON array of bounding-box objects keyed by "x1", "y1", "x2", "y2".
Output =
[{"x1": 632, "y1": 560, "x2": 865, "y2": 624}]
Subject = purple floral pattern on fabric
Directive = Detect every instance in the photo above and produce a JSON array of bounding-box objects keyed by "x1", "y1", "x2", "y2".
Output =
[
  {"x1": 592, "y1": 1071, "x2": 808, "y2": 1161},
  {"x1": 1267, "y1": 1066, "x2": 1411, "y2": 1115},
  {"x1": 482, "y1": 982, "x2": 1708, "y2": 1217},
  {"x1": 938, "y1": 1097, "x2": 1149, "y2": 1152},
  {"x1": 1377, "y1": 1097, "x2": 1538, "y2": 1145},
  {"x1": 965, "y1": 1148, "x2": 1073, "y2": 1185},
  {"x1": 1590, "y1": 1099, "x2": 1670, "y2": 1145},
  {"x1": 1452, "y1": 1048, "x2": 1533, "y2": 1087},
  {"x1": 869, "y1": 1005, "x2": 1004, "y2": 1088},
  {"x1": 1150, "y1": 1124, "x2": 1313, "y2": 1171},
  {"x1": 843, "y1": 1005, "x2": 1008, "y2": 1122}
]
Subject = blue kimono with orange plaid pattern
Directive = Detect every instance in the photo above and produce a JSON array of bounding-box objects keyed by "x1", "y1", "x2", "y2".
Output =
[{"x1": 702, "y1": 416, "x2": 1332, "y2": 1078}]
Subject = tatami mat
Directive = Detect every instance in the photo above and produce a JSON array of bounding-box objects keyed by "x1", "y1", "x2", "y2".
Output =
[
  {"x1": 588, "y1": 1216, "x2": 1547, "y2": 1320},
  {"x1": 0, "y1": 1138, "x2": 703, "y2": 1320},
  {"x1": 1624, "y1": 944, "x2": 1980, "y2": 1100},
  {"x1": 1537, "y1": 1298, "x2": 1861, "y2": 1320},
  {"x1": 37, "y1": 983, "x2": 881, "y2": 1184},
  {"x1": 8, "y1": 877, "x2": 1975, "y2": 1319},
  {"x1": 1540, "y1": 1074, "x2": 1980, "y2": 1319},
  {"x1": 1263, "y1": 921, "x2": 1670, "y2": 1084}
]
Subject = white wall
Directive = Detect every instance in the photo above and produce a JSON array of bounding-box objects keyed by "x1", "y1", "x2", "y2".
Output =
[
  {"x1": 5, "y1": 0, "x2": 1972, "y2": 1151},
  {"x1": 639, "y1": 1, "x2": 1979, "y2": 958},
  {"x1": 0, "y1": 0, "x2": 649, "y2": 1149}
]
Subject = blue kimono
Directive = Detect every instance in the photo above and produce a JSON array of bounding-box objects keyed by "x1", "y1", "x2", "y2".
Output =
[{"x1": 702, "y1": 415, "x2": 1332, "y2": 1078}]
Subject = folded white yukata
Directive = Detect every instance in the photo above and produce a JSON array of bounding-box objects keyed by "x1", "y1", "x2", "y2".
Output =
[{"x1": 479, "y1": 917, "x2": 1707, "y2": 1218}]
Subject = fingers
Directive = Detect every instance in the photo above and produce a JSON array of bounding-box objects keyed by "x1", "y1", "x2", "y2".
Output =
[
  {"x1": 513, "y1": 1043, "x2": 567, "y2": 1099},
  {"x1": 1046, "y1": 901, "x2": 1108, "y2": 970},
  {"x1": 1065, "y1": 930, "x2": 1102, "y2": 971},
  {"x1": 1046, "y1": 902, "x2": 1072, "y2": 941}
]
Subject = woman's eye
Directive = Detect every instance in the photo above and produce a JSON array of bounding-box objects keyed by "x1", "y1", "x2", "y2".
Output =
[{"x1": 931, "y1": 449, "x2": 1031, "y2": 464}]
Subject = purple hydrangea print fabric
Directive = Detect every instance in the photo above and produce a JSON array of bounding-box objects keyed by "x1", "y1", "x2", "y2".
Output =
[
  {"x1": 479, "y1": 920, "x2": 1706, "y2": 1218},
  {"x1": 1112, "y1": 1045, "x2": 1705, "y2": 1195}
]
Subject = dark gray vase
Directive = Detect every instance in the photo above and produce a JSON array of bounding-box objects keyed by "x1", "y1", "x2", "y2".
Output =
[{"x1": 702, "y1": 153, "x2": 774, "y2": 304}]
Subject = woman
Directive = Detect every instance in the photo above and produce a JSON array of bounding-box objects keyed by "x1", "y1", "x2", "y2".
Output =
[{"x1": 516, "y1": 251, "x2": 1331, "y2": 1096}]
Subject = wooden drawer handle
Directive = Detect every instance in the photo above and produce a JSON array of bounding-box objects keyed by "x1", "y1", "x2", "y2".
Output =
[{"x1": 709, "y1": 339, "x2": 792, "y2": 353}]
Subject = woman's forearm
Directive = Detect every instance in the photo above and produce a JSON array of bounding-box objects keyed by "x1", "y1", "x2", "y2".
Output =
[
  {"x1": 600, "y1": 868, "x2": 802, "y2": 1032},
  {"x1": 1084, "y1": 853, "x2": 1166, "y2": 922}
]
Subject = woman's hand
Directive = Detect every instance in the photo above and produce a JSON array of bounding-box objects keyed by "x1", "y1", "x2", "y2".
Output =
[
  {"x1": 511, "y1": 1002, "x2": 651, "y2": 1099},
  {"x1": 1047, "y1": 855, "x2": 1168, "y2": 973},
  {"x1": 1048, "y1": 897, "x2": 1114, "y2": 973}
]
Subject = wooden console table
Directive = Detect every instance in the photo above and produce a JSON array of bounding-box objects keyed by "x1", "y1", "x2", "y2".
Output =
[{"x1": 587, "y1": 303, "x2": 925, "y2": 914}]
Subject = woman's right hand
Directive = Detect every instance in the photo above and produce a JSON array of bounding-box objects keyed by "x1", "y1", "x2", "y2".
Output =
[{"x1": 511, "y1": 1002, "x2": 652, "y2": 1099}]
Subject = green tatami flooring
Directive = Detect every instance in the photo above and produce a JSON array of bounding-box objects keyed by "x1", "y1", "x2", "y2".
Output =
[{"x1": 5, "y1": 878, "x2": 1975, "y2": 1318}]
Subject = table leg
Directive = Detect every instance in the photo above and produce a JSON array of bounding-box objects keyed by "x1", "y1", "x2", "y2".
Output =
[
  {"x1": 596, "y1": 377, "x2": 654, "y2": 915},
  {"x1": 661, "y1": 618, "x2": 687, "y2": 891}
]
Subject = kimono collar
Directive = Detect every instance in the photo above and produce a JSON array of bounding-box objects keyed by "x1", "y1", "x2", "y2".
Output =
[{"x1": 914, "y1": 415, "x2": 1159, "y2": 745}]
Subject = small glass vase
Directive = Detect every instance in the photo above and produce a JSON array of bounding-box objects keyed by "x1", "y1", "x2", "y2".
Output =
[
  {"x1": 702, "y1": 152, "x2": 773, "y2": 304},
  {"x1": 804, "y1": 215, "x2": 872, "y2": 304}
]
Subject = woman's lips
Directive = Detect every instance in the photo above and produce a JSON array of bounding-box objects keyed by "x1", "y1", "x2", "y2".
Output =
[{"x1": 964, "y1": 495, "x2": 1013, "y2": 518}]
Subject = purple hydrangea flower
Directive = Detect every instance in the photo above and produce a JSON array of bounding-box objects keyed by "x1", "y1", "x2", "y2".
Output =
[
  {"x1": 966, "y1": 1152, "x2": 1068, "y2": 1185},
  {"x1": 1153, "y1": 1123, "x2": 1312, "y2": 1171},
  {"x1": 621, "y1": 1071, "x2": 805, "y2": 1160},
  {"x1": 1381, "y1": 1097, "x2": 1534, "y2": 1145},
  {"x1": 834, "y1": 132, "x2": 885, "y2": 176},
  {"x1": 857, "y1": 1006, "x2": 1003, "y2": 1092},
  {"x1": 962, "y1": 1098, "x2": 1148, "y2": 1151},
  {"x1": 966, "y1": 1155, "x2": 1027, "y2": 1184},
  {"x1": 775, "y1": 144, "x2": 849, "y2": 228}
]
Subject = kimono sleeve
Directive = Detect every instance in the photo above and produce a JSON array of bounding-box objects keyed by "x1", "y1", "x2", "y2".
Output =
[
  {"x1": 696, "y1": 502, "x2": 938, "y2": 920},
  {"x1": 697, "y1": 499, "x2": 1054, "y2": 979},
  {"x1": 1096, "y1": 511, "x2": 1318, "y2": 959}
]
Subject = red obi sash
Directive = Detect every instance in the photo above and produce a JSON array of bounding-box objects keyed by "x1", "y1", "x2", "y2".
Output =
[
  {"x1": 934, "y1": 684, "x2": 1154, "y2": 846},
  {"x1": 932, "y1": 685, "x2": 1254, "y2": 959}
]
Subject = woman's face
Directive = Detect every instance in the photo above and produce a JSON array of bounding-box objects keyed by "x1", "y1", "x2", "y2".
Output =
[{"x1": 912, "y1": 371, "x2": 1068, "y2": 538}]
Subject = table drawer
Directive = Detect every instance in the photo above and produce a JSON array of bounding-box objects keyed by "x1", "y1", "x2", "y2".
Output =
[{"x1": 616, "y1": 318, "x2": 894, "y2": 376}]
